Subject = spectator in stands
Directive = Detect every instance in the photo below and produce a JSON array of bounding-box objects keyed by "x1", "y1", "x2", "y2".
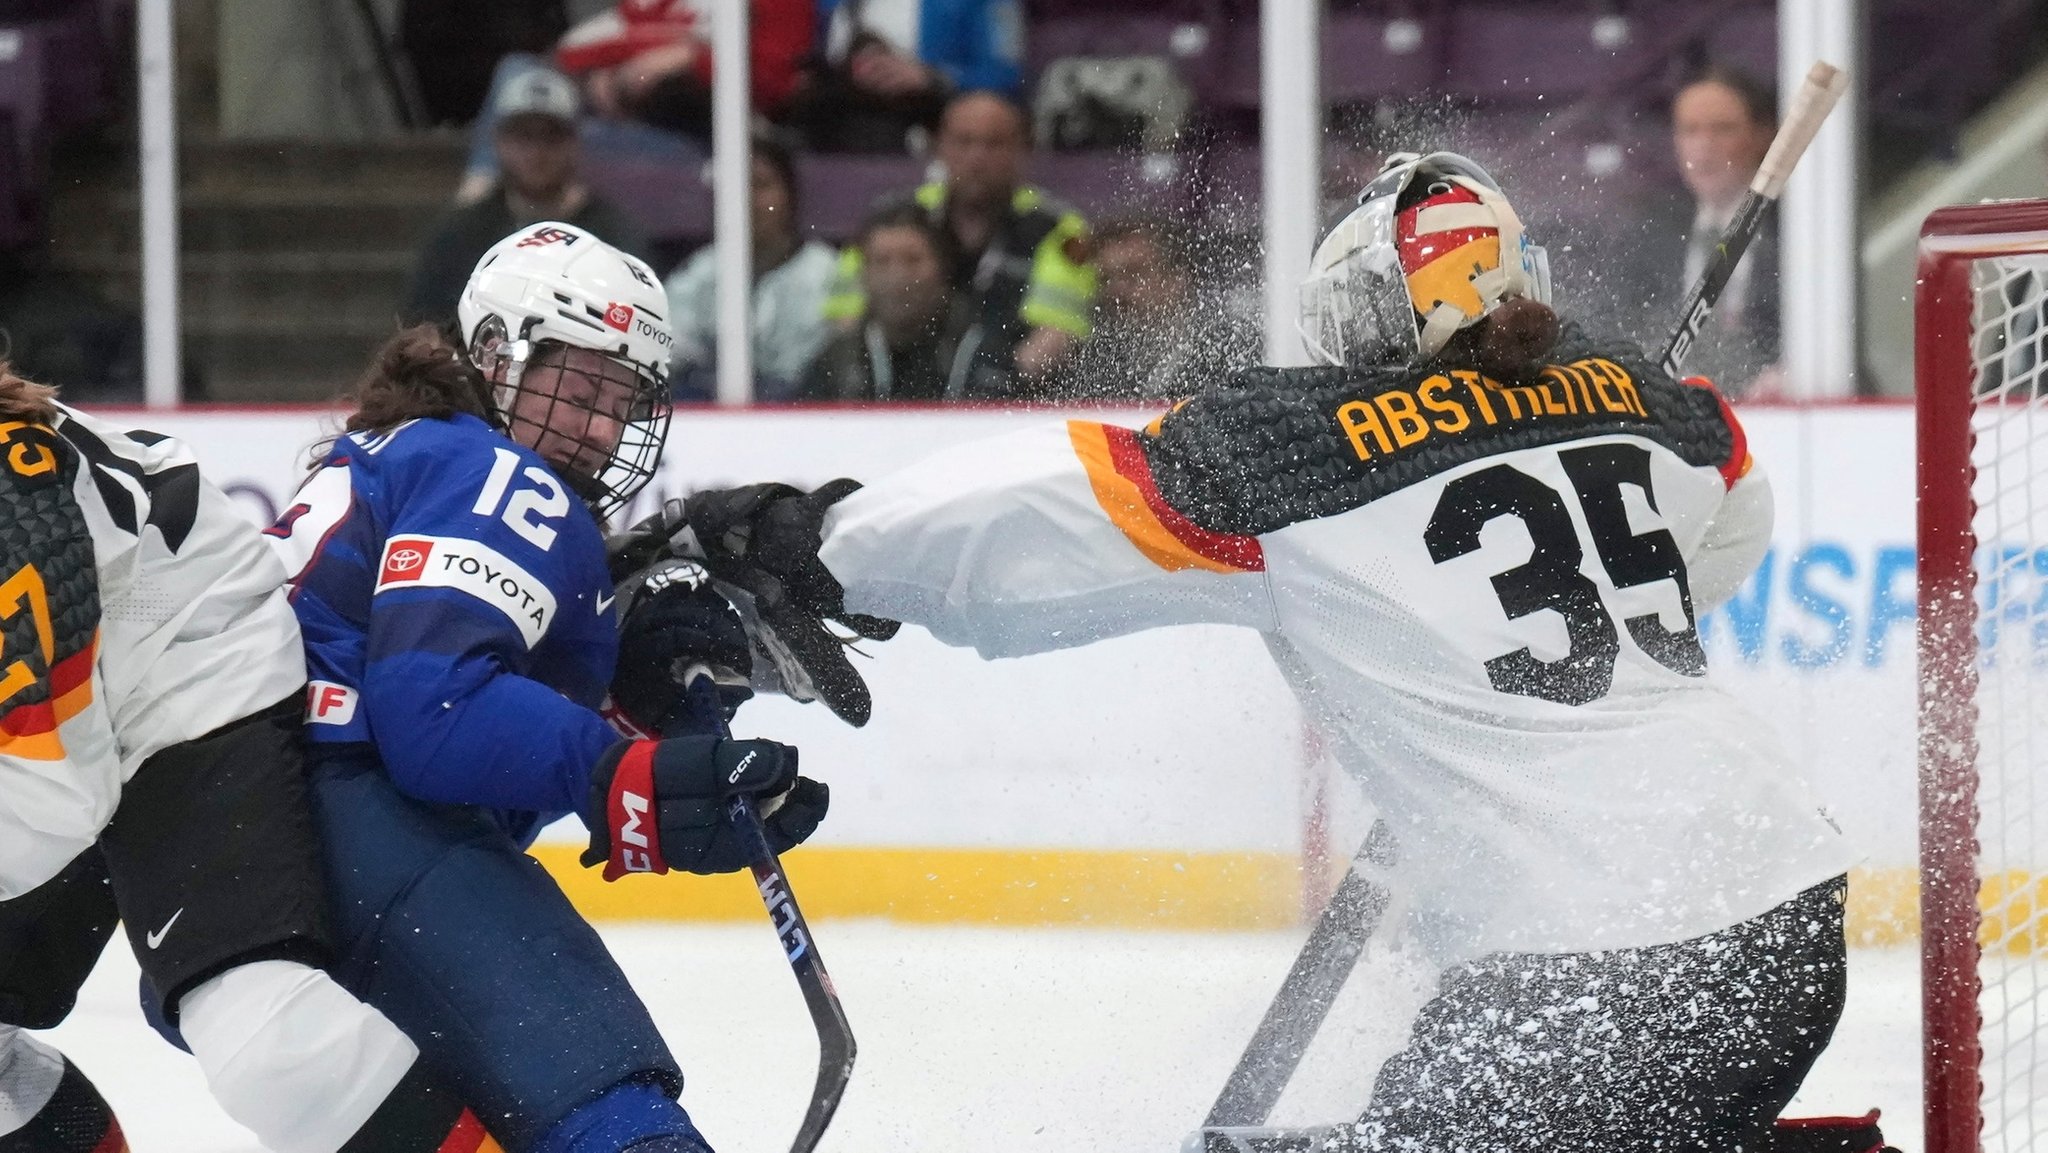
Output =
[
  {"x1": 457, "y1": 0, "x2": 813, "y2": 202},
  {"x1": 788, "y1": 0, "x2": 1026, "y2": 153},
  {"x1": 804, "y1": 204, "x2": 1009, "y2": 401},
  {"x1": 664, "y1": 134, "x2": 838, "y2": 401},
  {"x1": 1061, "y1": 217, "x2": 1256, "y2": 400},
  {"x1": 824, "y1": 90, "x2": 1094, "y2": 387},
  {"x1": 1663, "y1": 65, "x2": 1780, "y2": 396},
  {"x1": 405, "y1": 68, "x2": 651, "y2": 328}
]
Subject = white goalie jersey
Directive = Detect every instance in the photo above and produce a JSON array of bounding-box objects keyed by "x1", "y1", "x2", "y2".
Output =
[
  {"x1": 0, "y1": 404, "x2": 305, "y2": 899},
  {"x1": 819, "y1": 336, "x2": 1854, "y2": 959}
]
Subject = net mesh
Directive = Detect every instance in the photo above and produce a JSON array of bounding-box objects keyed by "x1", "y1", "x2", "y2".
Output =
[{"x1": 1968, "y1": 250, "x2": 2048, "y2": 1148}]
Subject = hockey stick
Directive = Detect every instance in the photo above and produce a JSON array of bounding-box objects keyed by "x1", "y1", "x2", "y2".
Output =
[
  {"x1": 683, "y1": 669, "x2": 856, "y2": 1153},
  {"x1": 1192, "y1": 61, "x2": 1851, "y2": 1153},
  {"x1": 1659, "y1": 60, "x2": 1850, "y2": 380}
]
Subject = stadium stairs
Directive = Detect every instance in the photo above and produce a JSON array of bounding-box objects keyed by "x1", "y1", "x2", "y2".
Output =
[{"x1": 49, "y1": 133, "x2": 463, "y2": 403}]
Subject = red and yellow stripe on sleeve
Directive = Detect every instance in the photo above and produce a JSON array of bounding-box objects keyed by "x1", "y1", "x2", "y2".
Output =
[
  {"x1": 1683, "y1": 376, "x2": 1754, "y2": 489},
  {"x1": 1067, "y1": 421, "x2": 1264, "y2": 574},
  {"x1": 0, "y1": 633, "x2": 97, "y2": 761}
]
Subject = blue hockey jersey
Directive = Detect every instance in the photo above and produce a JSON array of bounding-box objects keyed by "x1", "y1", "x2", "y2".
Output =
[{"x1": 265, "y1": 415, "x2": 620, "y2": 832}]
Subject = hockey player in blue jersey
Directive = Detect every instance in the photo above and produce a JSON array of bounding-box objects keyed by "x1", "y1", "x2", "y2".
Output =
[{"x1": 263, "y1": 223, "x2": 830, "y2": 1153}]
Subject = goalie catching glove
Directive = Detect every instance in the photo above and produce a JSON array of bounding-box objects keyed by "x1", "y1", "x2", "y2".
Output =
[
  {"x1": 581, "y1": 735, "x2": 828, "y2": 879},
  {"x1": 606, "y1": 479, "x2": 899, "y2": 727}
]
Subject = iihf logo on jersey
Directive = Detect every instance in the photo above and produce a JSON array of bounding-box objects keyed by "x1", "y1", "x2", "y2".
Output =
[
  {"x1": 380, "y1": 538, "x2": 433, "y2": 583},
  {"x1": 603, "y1": 302, "x2": 634, "y2": 332}
]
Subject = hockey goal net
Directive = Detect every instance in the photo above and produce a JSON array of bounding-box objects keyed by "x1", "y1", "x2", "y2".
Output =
[{"x1": 1920, "y1": 200, "x2": 2048, "y2": 1153}]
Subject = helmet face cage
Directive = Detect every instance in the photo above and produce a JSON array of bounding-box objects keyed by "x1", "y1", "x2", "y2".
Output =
[
  {"x1": 1299, "y1": 193, "x2": 1417, "y2": 367},
  {"x1": 1298, "y1": 151, "x2": 1552, "y2": 369},
  {"x1": 476, "y1": 321, "x2": 673, "y2": 522}
]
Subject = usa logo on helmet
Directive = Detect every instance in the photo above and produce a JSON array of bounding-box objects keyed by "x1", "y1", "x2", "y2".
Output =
[
  {"x1": 603, "y1": 302, "x2": 634, "y2": 332},
  {"x1": 518, "y1": 226, "x2": 581, "y2": 249}
]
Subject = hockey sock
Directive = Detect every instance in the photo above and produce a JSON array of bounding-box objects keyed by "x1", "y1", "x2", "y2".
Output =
[
  {"x1": 338, "y1": 1062, "x2": 501, "y2": 1153},
  {"x1": 178, "y1": 958, "x2": 463, "y2": 1153},
  {"x1": 0, "y1": 1028, "x2": 124, "y2": 1153},
  {"x1": 533, "y1": 1078, "x2": 712, "y2": 1153}
]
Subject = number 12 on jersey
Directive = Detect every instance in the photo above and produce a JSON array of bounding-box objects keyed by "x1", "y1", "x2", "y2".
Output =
[
  {"x1": 473, "y1": 447, "x2": 571, "y2": 551},
  {"x1": 1425, "y1": 441, "x2": 1706, "y2": 707}
]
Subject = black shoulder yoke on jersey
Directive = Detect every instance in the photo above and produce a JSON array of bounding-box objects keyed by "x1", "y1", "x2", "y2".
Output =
[
  {"x1": 0, "y1": 420, "x2": 100, "y2": 727},
  {"x1": 1139, "y1": 327, "x2": 1740, "y2": 538}
]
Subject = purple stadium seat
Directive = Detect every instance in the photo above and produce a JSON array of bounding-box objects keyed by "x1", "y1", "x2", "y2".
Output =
[
  {"x1": 794, "y1": 153, "x2": 924, "y2": 242},
  {"x1": 1212, "y1": 11, "x2": 1442, "y2": 108},
  {"x1": 1031, "y1": 149, "x2": 1197, "y2": 221},
  {"x1": 582, "y1": 147, "x2": 714, "y2": 246},
  {"x1": 0, "y1": 25, "x2": 48, "y2": 168},
  {"x1": 33, "y1": 5, "x2": 106, "y2": 133},
  {"x1": 1027, "y1": 0, "x2": 1229, "y2": 108},
  {"x1": 0, "y1": 112, "x2": 30, "y2": 250},
  {"x1": 1702, "y1": 8, "x2": 1775, "y2": 86},
  {"x1": 1439, "y1": 6, "x2": 1632, "y2": 102}
]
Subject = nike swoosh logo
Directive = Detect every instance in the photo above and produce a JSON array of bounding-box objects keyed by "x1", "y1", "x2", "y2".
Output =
[
  {"x1": 146, "y1": 908, "x2": 184, "y2": 950},
  {"x1": 596, "y1": 592, "x2": 617, "y2": 614}
]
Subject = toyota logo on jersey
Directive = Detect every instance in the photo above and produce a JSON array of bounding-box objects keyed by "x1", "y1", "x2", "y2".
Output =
[
  {"x1": 381, "y1": 539, "x2": 433, "y2": 583},
  {"x1": 603, "y1": 302, "x2": 634, "y2": 331}
]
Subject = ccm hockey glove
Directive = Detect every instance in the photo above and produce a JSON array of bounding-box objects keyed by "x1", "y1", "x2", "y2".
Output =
[
  {"x1": 610, "y1": 559, "x2": 754, "y2": 736},
  {"x1": 581, "y1": 736, "x2": 828, "y2": 879},
  {"x1": 605, "y1": 482, "x2": 900, "y2": 727}
]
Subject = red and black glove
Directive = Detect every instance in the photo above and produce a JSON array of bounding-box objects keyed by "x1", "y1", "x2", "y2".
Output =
[{"x1": 580, "y1": 735, "x2": 828, "y2": 879}]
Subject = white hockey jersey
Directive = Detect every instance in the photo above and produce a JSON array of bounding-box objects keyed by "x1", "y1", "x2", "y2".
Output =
[
  {"x1": 0, "y1": 404, "x2": 305, "y2": 900},
  {"x1": 819, "y1": 335, "x2": 1854, "y2": 958}
]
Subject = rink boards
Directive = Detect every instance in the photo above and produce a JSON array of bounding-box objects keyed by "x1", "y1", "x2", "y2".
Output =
[{"x1": 106, "y1": 400, "x2": 1995, "y2": 941}]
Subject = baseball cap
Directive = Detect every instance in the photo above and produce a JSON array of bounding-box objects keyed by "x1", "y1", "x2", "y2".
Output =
[{"x1": 493, "y1": 68, "x2": 581, "y2": 125}]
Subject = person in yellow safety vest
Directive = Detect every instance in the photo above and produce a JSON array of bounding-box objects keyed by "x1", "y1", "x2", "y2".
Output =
[{"x1": 823, "y1": 90, "x2": 1095, "y2": 388}]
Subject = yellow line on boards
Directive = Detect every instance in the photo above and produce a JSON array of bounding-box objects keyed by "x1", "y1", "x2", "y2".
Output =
[
  {"x1": 533, "y1": 848, "x2": 2000, "y2": 951},
  {"x1": 532, "y1": 845, "x2": 1306, "y2": 931}
]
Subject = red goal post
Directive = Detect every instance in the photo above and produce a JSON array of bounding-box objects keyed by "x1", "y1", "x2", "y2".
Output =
[{"x1": 1918, "y1": 199, "x2": 2048, "y2": 1153}]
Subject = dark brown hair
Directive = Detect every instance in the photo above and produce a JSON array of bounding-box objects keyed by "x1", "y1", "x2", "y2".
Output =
[
  {"x1": 0, "y1": 361, "x2": 59, "y2": 422},
  {"x1": 857, "y1": 201, "x2": 961, "y2": 272},
  {"x1": 1678, "y1": 63, "x2": 1776, "y2": 129},
  {"x1": 1439, "y1": 297, "x2": 1563, "y2": 384},
  {"x1": 342, "y1": 325, "x2": 494, "y2": 436}
]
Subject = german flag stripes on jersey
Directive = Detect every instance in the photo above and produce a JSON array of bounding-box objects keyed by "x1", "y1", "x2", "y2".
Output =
[
  {"x1": 0, "y1": 405, "x2": 306, "y2": 901},
  {"x1": 817, "y1": 329, "x2": 1851, "y2": 960}
]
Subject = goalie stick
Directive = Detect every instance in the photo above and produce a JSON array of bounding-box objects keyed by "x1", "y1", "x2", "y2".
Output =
[
  {"x1": 1200, "y1": 821, "x2": 1397, "y2": 1130},
  {"x1": 683, "y1": 669, "x2": 857, "y2": 1153},
  {"x1": 1194, "y1": 60, "x2": 1851, "y2": 1150}
]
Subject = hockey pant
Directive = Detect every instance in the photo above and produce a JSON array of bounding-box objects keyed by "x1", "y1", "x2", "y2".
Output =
[
  {"x1": 6, "y1": 702, "x2": 479, "y2": 1152},
  {"x1": 305, "y1": 748, "x2": 697, "y2": 1153},
  {"x1": 1322, "y1": 876, "x2": 1848, "y2": 1153}
]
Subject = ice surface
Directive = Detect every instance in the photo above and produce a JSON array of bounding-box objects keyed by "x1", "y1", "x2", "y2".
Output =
[{"x1": 40, "y1": 927, "x2": 1926, "y2": 1152}]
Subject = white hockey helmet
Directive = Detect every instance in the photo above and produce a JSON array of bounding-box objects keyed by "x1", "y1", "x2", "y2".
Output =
[
  {"x1": 457, "y1": 221, "x2": 674, "y2": 519},
  {"x1": 1298, "y1": 151, "x2": 1551, "y2": 368}
]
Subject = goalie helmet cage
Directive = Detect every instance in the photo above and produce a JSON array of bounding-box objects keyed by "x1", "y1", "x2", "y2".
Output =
[{"x1": 1918, "y1": 198, "x2": 2048, "y2": 1153}]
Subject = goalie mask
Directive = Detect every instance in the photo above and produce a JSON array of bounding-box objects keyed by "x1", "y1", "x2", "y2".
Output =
[
  {"x1": 457, "y1": 222, "x2": 674, "y2": 520},
  {"x1": 1299, "y1": 151, "x2": 1552, "y2": 368}
]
